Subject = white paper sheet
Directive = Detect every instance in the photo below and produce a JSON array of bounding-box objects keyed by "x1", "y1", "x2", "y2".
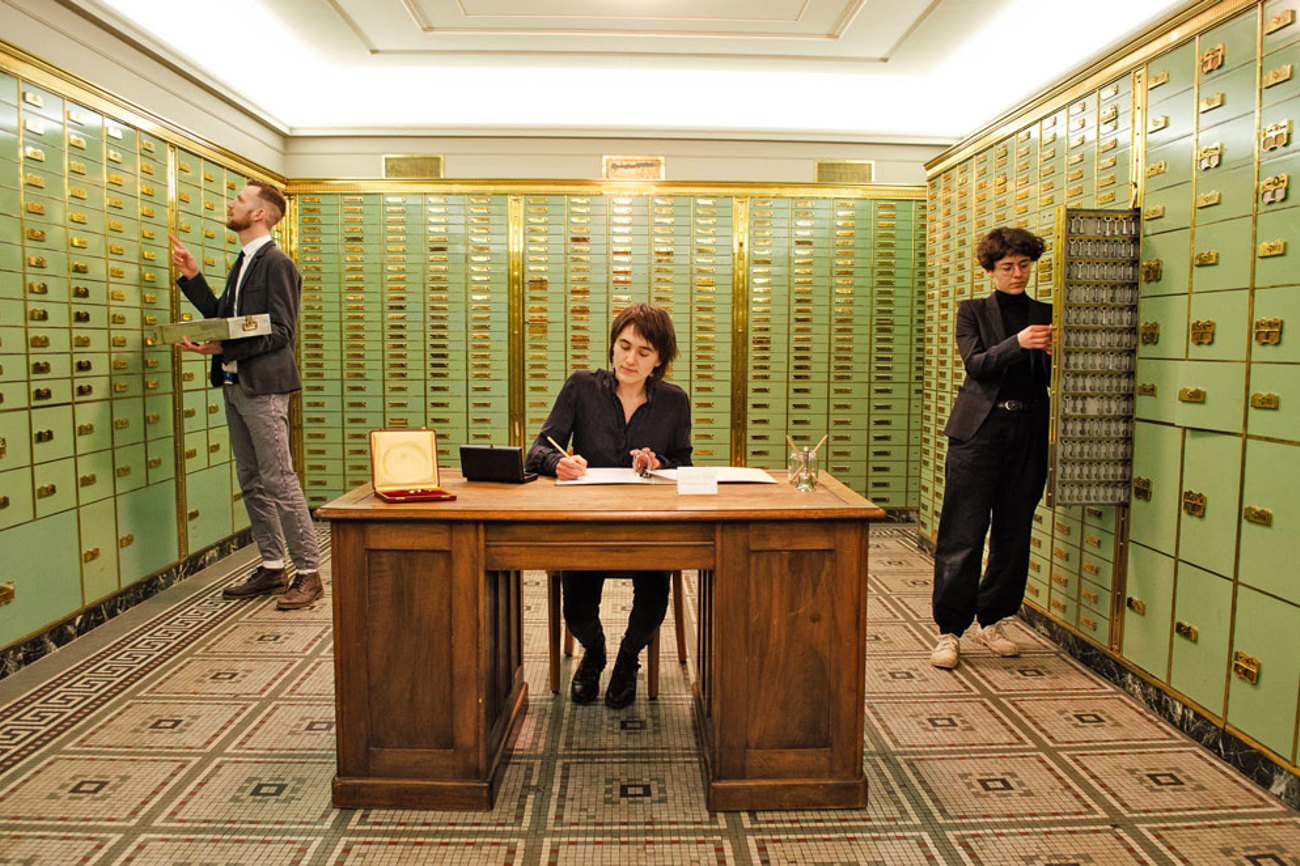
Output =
[
  {"x1": 555, "y1": 467, "x2": 675, "y2": 485},
  {"x1": 554, "y1": 466, "x2": 778, "y2": 485},
  {"x1": 652, "y1": 467, "x2": 778, "y2": 484}
]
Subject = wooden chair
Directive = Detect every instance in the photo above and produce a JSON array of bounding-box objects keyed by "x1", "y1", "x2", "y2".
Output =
[{"x1": 547, "y1": 570, "x2": 688, "y2": 699}]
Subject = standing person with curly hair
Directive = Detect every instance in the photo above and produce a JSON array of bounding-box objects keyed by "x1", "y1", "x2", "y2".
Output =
[{"x1": 930, "y1": 227, "x2": 1054, "y2": 669}]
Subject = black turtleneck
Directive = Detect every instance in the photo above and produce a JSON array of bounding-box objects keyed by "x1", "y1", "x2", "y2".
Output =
[{"x1": 993, "y1": 290, "x2": 1043, "y2": 405}]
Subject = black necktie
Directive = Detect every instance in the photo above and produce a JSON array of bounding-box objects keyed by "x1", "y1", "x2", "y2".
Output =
[{"x1": 228, "y1": 251, "x2": 246, "y2": 315}]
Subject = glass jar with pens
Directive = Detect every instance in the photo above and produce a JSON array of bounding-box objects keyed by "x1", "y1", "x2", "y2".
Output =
[{"x1": 786, "y1": 434, "x2": 826, "y2": 492}]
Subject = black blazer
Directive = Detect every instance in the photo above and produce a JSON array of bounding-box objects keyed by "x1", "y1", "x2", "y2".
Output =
[
  {"x1": 178, "y1": 240, "x2": 303, "y2": 395},
  {"x1": 943, "y1": 291, "x2": 1053, "y2": 441}
]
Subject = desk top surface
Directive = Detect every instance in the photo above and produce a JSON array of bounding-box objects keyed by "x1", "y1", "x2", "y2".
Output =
[{"x1": 316, "y1": 469, "x2": 886, "y2": 523}]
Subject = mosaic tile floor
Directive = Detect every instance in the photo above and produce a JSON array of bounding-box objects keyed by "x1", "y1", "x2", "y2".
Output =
[{"x1": 0, "y1": 525, "x2": 1297, "y2": 864}]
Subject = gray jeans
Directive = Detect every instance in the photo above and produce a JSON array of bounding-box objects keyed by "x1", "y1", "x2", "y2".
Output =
[{"x1": 223, "y1": 384, "x2": 319, "y2": 573}]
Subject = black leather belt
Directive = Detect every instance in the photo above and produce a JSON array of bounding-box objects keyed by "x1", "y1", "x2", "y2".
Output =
[{"x1": 995, "y1": 399, "x2": 1034, "y2": 412}]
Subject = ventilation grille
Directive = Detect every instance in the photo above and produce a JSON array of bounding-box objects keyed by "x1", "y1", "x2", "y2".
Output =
[
  {"x1": 383, "y1": 155, "x2": 444, "y2": 179},
  {"x1": 603, "y1": 155, "x2": 664, "y2": 180},
  {"x1": 816, "y1": 160, "x2": 875, "y2": 184}
]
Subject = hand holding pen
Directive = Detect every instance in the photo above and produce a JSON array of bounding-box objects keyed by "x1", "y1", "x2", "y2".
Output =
[{"x1": 547, "y1": 435, "x2": 588, "y2": 480}]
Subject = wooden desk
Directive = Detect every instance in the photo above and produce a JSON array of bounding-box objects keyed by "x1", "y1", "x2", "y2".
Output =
[{"x1": 318, "y1": 470, "x2": 884, "y2": 811}]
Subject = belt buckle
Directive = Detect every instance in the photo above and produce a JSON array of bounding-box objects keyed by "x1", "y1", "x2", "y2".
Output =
[{"x1": 222, "y1": 372, "x2": 237, "y2": 385}]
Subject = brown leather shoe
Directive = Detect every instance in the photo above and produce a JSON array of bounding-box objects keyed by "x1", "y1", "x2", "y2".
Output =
[
  {"x1": 222, "y1": 566, "x2": 289, "y2": 599},
  {"x1": 276, "y1": 571, "x2": 323, "y2": 610}
]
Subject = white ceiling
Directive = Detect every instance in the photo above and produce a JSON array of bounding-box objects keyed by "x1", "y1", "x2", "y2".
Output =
[{"x1": 71, "y1": 0, "x2": 1190, "y2": 141}]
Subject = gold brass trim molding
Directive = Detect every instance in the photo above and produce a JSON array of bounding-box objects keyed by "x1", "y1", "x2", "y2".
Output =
[
  {"x1": 0, "y1": 39, "x2": 285, "y2": 187},
  {"x1": 507, "y1": 194, "x2": 526, "y2": 447},
  {"x1": 287, "y1": 178, "x2": 926, "y2": 199},
  {"x1": 166, "y1": 139, "x2": 191, "y2": 560},
  {"x1": 925, "y1": 0, "x2": 1257, "y2": 177},
  {"x1": 730, "y1": 198, "x2": 751, "y2": 467}
]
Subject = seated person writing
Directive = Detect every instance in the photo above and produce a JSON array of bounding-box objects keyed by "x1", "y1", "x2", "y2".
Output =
[{"x1": 525, "y1": 303, "x2": 692, "y2": 708}]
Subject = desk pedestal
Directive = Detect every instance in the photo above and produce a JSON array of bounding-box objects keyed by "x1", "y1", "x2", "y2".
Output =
[
  {"x1": 330, "y1": 521, "x2": 526, "y2": 810},
  {"x1": 694, "y1": 521, "x2": 868, "y2": 810}
]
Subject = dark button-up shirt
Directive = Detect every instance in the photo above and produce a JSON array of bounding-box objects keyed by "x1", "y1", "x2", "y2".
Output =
[{"x1": 525, "y1": 369, "x2": 693, "y2": 476}]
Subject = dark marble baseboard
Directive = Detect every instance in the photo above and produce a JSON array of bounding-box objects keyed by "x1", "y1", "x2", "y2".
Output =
[
  {"x1": 1019, "y1": 603, "x2": 1300, "y2": 811},
  {"x1": 0, "y1": 529, "x2": 254, "y2": 682}
]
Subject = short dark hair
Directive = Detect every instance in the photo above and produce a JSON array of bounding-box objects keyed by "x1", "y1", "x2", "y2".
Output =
[
  {"x1": 977, "y1": 227, "x2": 1046, "y2": 271},
  {"x1": 608, "y1": 303, "x2": 678, "y2": 380},
  {"x1": 247, "y1": 180, "x2": 286, "y2": 228}
]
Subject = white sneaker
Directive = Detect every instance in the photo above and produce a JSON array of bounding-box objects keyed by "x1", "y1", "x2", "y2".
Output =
[
  {"x1": 929, "y1": 633, "x2": 960, "y2": 669},
  {"x1": 977, "y1": 618, "x2": 1020, "y2": 657}
]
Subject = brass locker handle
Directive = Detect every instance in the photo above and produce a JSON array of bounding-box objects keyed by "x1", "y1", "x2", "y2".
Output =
[
  {"x1": 78, "y1": 474, "x2": 96, "y2": 487},
  {"x1": 1248, "y1": 392, "x2": 1279, "y2": 410},
  {"x1": 1266, "y1": 9, "x2": 1296, "y2": 33},
  {"x1": 83, "y1": 548, "x2": 100, "y2": 563},
  {"x1": 1080, "y1": 616, "x2": 1098, "y2": 632},
  {"x1": 1126, "y1": 597, "x2": 1146, "y2": 616},
  {"x1": 1050, "y1": 599, "x2": 1066, "y2": 613},
  {"x1": 1174, "y1": 621, "x2": 1199, "y2": 642},
  {"x1": 1232, "y1": 651, "x2": 1260, "y2": 685},
  {"x1": 1133, "y1": 478, "x2": 1152, "y2": 501},
  {"x1": 1243, "y1": 506, "x2": 1273, "y2": 527},
  {"x1": 1253, "y1": 318, "x2": 1283, "y2": 345},
  {"x1": 1081, "y1": 589, "x2": 1100, "y2": 605},
  {"x1": 187, "y1": 509, "x2": 200, "y2": 521},
  {"x1": 1182, "y1": 491, "x2": 1207, "y2": 517},
  {"x1": 119, "y1": 534, "x2": 134, "y2": 548}
]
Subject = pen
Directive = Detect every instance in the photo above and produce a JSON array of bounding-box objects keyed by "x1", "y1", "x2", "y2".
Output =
[
  {"x1": 811, "y1": 434, "x2": 829, "y2": 456},
  {"x1": 546, "y1": 435, "x2": 569, "y2": 457},
  {"x1": 786, "y1": 434, "x2": 799, "y2": 453}
]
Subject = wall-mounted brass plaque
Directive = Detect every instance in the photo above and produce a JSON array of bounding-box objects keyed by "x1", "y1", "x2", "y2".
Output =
[{"x1": 602, "y1": 155, "x2": 665, "y2": 180}]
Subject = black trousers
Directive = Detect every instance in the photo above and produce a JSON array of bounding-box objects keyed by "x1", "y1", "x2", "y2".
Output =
[
  {"x1": 561, "y1": 570, "x2": 670, "y2": 662},
  {"x1": 932, "y1": 406, "x2": 1049, "y2": 636}
]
